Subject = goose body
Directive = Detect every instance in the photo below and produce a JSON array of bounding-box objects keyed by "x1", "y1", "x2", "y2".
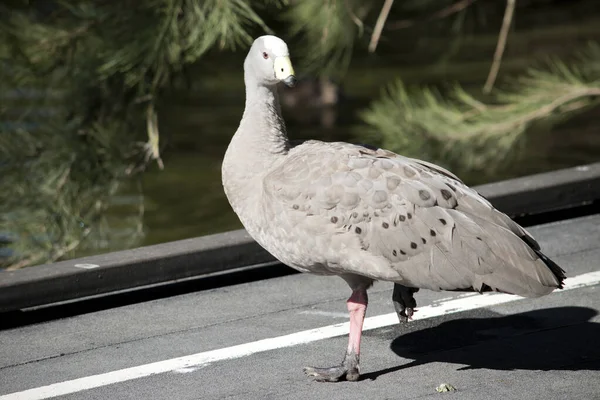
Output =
[{"x1": 222, "y1": 35, "x2": 565, "y2": 382}]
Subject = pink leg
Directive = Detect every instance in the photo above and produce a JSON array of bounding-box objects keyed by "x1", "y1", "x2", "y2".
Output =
[
  {"x1": 346, "y1": 289, "x2": 368, "y2": 359},
  {"x1": 304, "y1": 288, "x2": 368, "y2": 382}
]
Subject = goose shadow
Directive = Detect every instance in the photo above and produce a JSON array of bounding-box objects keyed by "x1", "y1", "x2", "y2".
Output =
[{"x1": 362, "y1": 306, "x2": 600, "y2": 380}]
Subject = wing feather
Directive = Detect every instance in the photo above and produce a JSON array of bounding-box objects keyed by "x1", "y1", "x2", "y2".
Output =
[{"x1": 263, "y1": 140, "x2": 562, "y2": 296}]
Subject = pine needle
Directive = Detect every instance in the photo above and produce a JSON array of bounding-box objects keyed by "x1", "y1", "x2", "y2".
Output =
[
  {"x1": 284, "y1": 0, "x2": 364, "y2": 77},
  {"x1": 0, "y1": 0, "x2": 275, "y2": 269},
  {"x1": 361, "y1": 44, "x2": 600, "y2": 173}
]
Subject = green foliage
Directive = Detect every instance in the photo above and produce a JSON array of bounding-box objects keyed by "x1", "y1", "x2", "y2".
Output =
[
  {"x1": 284, "y1": 0, "x2": 369, "y2": 78},
  {"x1": 282, "y1": 0, "x2": 482, "y2": 78},
  {"x1": 2, "y1": 0, "x2": 599, "y2": 269},
  {"x1": 0, "y1": 0, "x2": 276, "y2": 269},
  {"x1": 361, "y1": 43, "x2": 600, "y2": 174}
]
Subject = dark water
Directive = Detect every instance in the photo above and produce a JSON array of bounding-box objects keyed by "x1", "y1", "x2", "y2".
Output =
[{"x1": 101, "y1": 9, "x2": 600, "y2": 254}]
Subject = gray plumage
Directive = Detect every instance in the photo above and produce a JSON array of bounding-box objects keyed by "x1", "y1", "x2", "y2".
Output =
[
  {"x1": 242, "y1": 139, "x2": 560, "y2": 294},
  {"x1": 224, "y1": 117, "x2": 564, "y2": 298},
  {"x1": 222, "y1": 35, "x2": 565, "y2": 382}
]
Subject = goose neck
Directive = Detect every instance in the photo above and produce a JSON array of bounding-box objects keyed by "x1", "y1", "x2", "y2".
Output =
[{"x1": 238, "y1": 78, "x2": 290, "y2": 156}]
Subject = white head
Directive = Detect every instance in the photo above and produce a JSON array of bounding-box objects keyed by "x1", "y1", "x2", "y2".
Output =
[{"x1": 244, "y1": 35, "x2": 296, "y2": 88}]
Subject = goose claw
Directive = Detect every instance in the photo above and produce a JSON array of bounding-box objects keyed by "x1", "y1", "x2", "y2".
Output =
[
  {"x1": 304, "y1": 365, "x2": 360, "y2": 382},
  {"x1": 393, "y1": 284, "x2": 419, "y2": 323},
  {"x1": 304, "y1": 351, "x2": 360, "y2": 382}
]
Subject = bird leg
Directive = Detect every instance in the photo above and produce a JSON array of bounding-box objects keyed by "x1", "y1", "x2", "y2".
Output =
[
  {"x1": 392, "y1": 284, "x2": 419, "y2": 323},
  {"x1": 304, "y1": 288, "x2": 368, "y2": 382}
]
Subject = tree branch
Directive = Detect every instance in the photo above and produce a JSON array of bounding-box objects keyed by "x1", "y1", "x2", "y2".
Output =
[
  {"x1": 386, "y1": 0, "x2": 477, "y2": 30},
  {"x1": 368, "y1": 0, "x2": 394, "y2": 53},
  {"x1": 487, "y1": 87, "x2": 600, "y2": 134},
  {"x1": 483, "y1": 0, "x2": 516, "y2": 93},
  {"x1": 344, "y1": 0, "x2": 364, "y2": 37}
]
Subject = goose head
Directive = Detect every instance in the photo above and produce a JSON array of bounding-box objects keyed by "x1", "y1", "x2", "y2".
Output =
[{"x1": 244, "y1": 35, "x2": 297, "y2": 88}]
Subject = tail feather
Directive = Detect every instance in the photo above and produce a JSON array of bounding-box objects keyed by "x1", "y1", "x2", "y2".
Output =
[
  {"x1": 449, "y1": 211, "x2": 565, "y2": 297},
  {"x1": 532, "y1": 248, "x2": 566, "y2": 289}
]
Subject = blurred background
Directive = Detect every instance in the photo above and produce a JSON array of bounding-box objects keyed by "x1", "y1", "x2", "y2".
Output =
[{"x1": 1, "y1": 0, "x2": 599, "y2": 270}]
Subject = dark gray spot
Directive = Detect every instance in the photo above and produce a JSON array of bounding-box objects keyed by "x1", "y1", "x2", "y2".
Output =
[
  {"x1": 407, "y1": 213, "x2": 412, "y2": 219},
  {"x1": 352, "y1": 212, "x2": 358, "y2": 218},
  {"x1": 422, "y1": 238, "x2": 427, "y2": 244},
  {"x1": 382, "y1": 222, "x2": 389, "y2": 229},
  {"x1": 476, "y1": 236, "x2": 483, "y2": 241},
  {"x1": 430, "y1": 229, "x2": 436, "y2": 236},
  {"x1": 399, "y1": 215, "x2": 406, "y2": 222},
  {"x1": 293, "y1": 204, "x2": 299, "y2": 210},
  {"x1": 439, "y1": 218, "x2": 447, "y2": 225},
  {"x1": 400, "y1": 250, "x2": 406, "y2": 255},
  {"x1": 355, "y1": 227, "x2": 362, "y2": 234},
  {"x1": 392, "y1": 250, "x2": 397, "y2": 256},
  {"x1": 331, "y1": 216, "x2": 338, "y2": 223},
  {"x1": 419, "y1": 190, "x2": 431, "y2": 201},
  {"x1": 446, "y1": 183, "x2": 457, "y2": 192},
  {"x1": 410, "y1": 242, "x2": 417, "y2": 249},
  {"x1": 440, "y1": 189, "x2": 453, "y2": 200}
]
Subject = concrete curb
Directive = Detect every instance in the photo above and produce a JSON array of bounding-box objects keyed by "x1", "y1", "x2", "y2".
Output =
[
  {"x1": 474, "y1": 164, "x2": 600, "y2": 216},
  {"x1": 1, "y1": 163, "x2": 599, "y2": 312}
]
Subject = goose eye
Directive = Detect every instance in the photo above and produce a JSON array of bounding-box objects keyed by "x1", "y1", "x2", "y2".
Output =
[{"x1": 262, "y1": 52, "x2": 269, "y2": 59}]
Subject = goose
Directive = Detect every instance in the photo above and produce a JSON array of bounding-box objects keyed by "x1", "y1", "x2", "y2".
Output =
[{"x1": 221, "y1": 35, "x2": 566, "y2": 382}]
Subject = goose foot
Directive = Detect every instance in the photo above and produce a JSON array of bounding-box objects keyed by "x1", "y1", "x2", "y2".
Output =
[
  {"x1": 304, "y1": 351, "x2": 360, "y2": 382},
  {"x1": 393, "y1": 284, "x2": 419, "y2": 323}
]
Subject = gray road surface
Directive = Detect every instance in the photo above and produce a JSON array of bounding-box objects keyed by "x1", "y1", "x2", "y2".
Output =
[{"x1": 1, "y1": 214, "x2": 599, "y2": 400}]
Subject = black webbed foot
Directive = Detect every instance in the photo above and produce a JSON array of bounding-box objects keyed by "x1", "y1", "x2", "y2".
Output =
[{"x1": 392, "y1": 284, "x2": 419, "y2": 323}]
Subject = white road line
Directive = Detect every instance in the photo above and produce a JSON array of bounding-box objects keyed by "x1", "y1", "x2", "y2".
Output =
[
  {"x1": 300, "y1": 310, "x2": 350, "y2": 318},
  {"x1": 2, "y1": 270, "x2": 599, "y2": 400}
]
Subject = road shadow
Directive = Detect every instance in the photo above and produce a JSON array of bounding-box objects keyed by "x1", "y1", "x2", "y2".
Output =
[{"x1": 362, "y1": 306, "x2": 600, "y2": 380}]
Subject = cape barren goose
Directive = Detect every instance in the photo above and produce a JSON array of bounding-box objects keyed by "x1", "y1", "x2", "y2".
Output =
[{"x1": 222, "y1": 35, "x2": 566, "y2": 382}]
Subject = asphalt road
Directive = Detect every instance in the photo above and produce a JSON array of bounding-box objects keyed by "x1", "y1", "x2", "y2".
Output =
[{"x1": 1, "y1": 214, "x2": 599, "y2": 400}]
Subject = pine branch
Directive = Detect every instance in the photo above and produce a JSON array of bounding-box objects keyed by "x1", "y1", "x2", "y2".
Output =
[
  {"x1": 386, "y1": 0, "x2": 477, "y2": 30},
  {"x1": 361, "y1": 44, "x2": 600, "y2": 172},
  {"x1": 0, "y1": 0, "x2": 276, "y2": 268},
  {"x1": 284, "y1": 0, "x2": 367, "y2": 77}
]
